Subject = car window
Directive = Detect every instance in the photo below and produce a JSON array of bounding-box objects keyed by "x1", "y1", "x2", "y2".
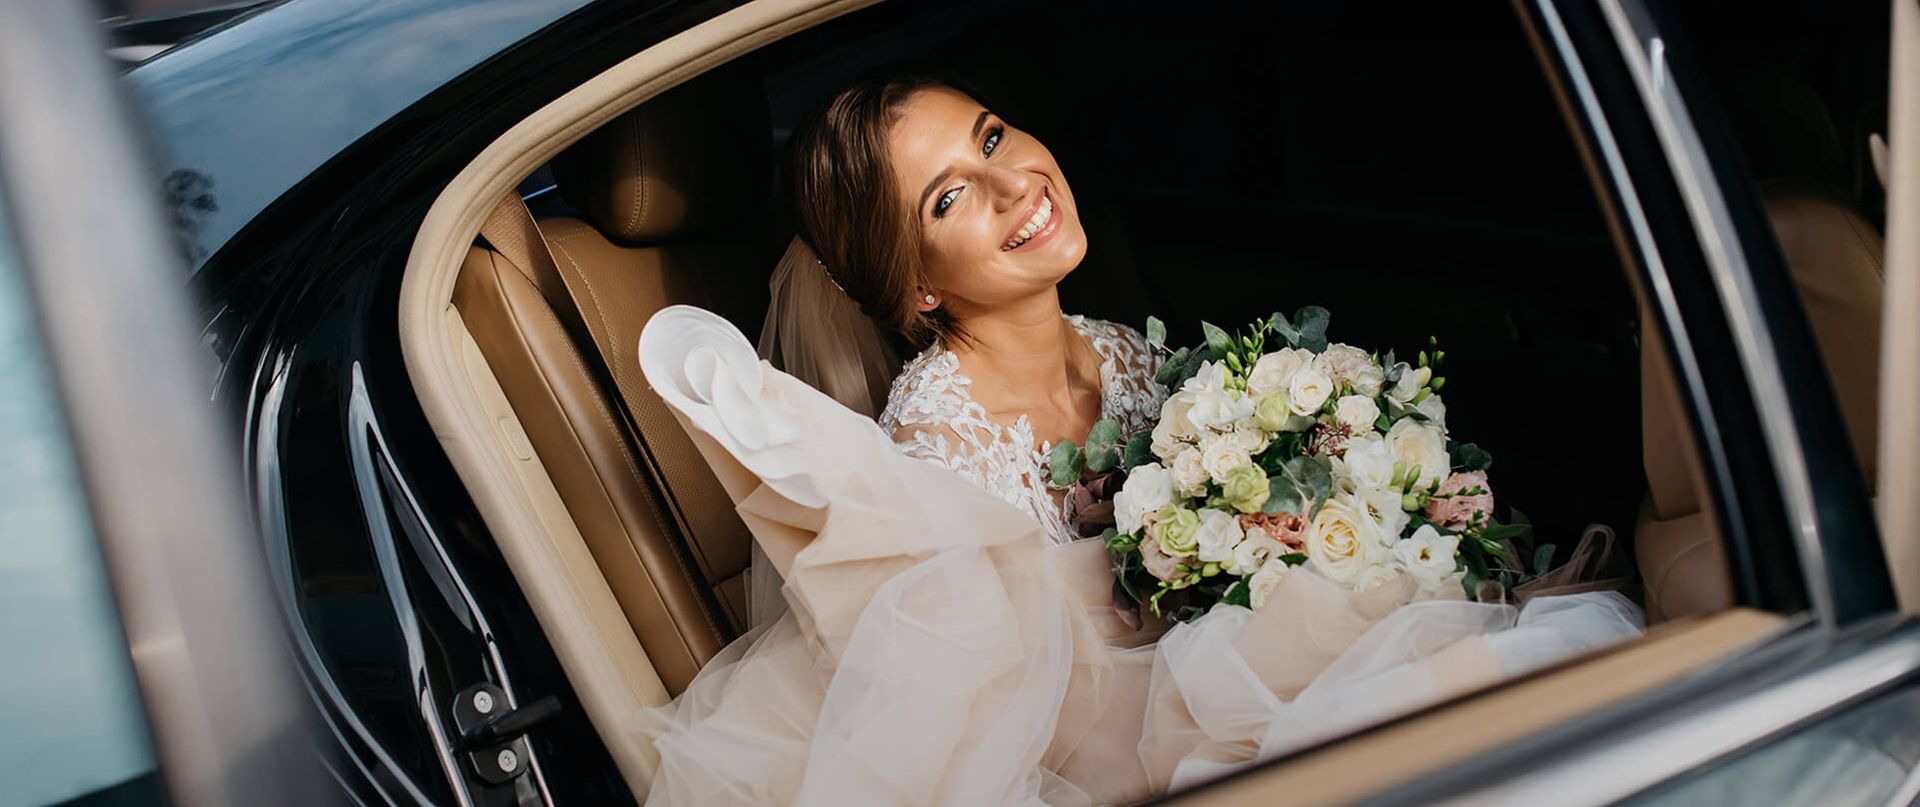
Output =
[
  {"x1": 0, "y1": 196, "x2": 160, "y2": 804},
  {"x1": 1622, "y1": 684, "x2": 1920, "y2": 806}
]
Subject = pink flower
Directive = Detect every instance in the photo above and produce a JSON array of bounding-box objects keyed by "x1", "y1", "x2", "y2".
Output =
[
  {"x1": 1239, "y1": 512, "x2": 1308, "y2": 550},
  {"x1": 1424, "y1": 471, "x2": 1494, "y2": 531},
  {"x1": 1139, "y1": 535, "x2": 1187, "y2": 582}
]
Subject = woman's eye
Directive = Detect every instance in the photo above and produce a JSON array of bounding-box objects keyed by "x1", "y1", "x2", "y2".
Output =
[
  {"x1": 982, "y1": 126, "x2": 1003, "y2": 157},
  {"x1": 934, "y1": 188, "x2": 961, "y2": 217}
]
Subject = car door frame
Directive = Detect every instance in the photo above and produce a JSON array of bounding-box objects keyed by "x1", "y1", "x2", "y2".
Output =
[{"x1": 0, "y1": 2, "x2": 329, "y2": 804}]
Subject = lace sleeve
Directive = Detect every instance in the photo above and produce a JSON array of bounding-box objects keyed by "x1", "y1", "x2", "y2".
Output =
[{"x1": 1072, "y1": 318, "x2": 1167, "y2": 434}]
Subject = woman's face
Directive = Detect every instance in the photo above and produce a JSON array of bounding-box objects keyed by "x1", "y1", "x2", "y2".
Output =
[{"x1": 887, "y1": 87, "x2": 1087, "y2": 315}]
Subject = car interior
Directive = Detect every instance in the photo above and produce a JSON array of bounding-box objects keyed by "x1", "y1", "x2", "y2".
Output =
[{"x1": 398, "y1": 0, "x2": 1886, "y2": 798}]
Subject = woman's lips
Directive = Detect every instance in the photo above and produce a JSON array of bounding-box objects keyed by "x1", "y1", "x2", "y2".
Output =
[{"x1": 1002, "y1": 187, "x2": 1062, "y2": 253}]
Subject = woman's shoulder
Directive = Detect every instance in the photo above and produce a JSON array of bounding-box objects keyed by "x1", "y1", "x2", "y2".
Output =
[{"x1": 879, "y1": 344, "x2": 966, "y2": 431}]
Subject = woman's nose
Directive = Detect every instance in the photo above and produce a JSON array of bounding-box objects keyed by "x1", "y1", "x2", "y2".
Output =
[{"x1": 987, "y1": 165, "x2": 1036, "y2": 212}]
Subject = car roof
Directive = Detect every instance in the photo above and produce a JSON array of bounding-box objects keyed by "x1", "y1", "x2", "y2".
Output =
[{"x1": 125, "y1": 0, "x2": 595, "y2": 271}]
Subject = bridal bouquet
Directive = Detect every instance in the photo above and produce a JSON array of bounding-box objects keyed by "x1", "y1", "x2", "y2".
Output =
[{"x1": 1055, "y1": 308, "x2": 1543, "y2": 622}]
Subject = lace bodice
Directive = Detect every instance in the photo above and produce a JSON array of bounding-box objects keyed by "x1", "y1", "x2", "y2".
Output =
[{"x1": 879, "y1": 315, "x2": 1165, "y2": 545}]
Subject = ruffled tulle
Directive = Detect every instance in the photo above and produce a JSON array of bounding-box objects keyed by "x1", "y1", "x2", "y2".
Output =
[{"x1": 635, "y1": 306, "x2": 1643, "y2": 805}]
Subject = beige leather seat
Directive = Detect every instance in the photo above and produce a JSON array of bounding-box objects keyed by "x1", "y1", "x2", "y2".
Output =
[
  {"x1": 451, "y1": 74, "x2": 771, "y2": 693},
  {"x1": 1637, "y1": 186, "x2": 1884, "y2": 620}
]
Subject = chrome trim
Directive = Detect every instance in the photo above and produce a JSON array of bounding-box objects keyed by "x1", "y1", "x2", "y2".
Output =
[
  {"x1": 1594, "y1": 0, "x2": 1836, "y2": 626},
  {"x1": 1448, "y1": 626, "x2": 1920, "y2": 805},
  {"x1": 1520, "y1": 0, "x2": 1749, "y2": 577},
  {"x1": 0, "y1": 1, "x2": 325, "y2": 803},
  {"x1": 347, "y1": 365, "x2": 476, "y2": 807}
]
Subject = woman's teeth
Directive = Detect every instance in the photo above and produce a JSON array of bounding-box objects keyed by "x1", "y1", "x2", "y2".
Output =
[{"x1": 1003, "y1": 195, "x2": 1054, "y2": 250}]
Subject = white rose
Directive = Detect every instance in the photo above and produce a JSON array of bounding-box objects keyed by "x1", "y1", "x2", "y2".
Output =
[
  {"x1": 1333, "y1": 395, "x2": 1381, "y2": 434},
  {"x1": 1200, "y1": 434, "x2": 1253, "y2": 484},
  {"x1": 1184, "y1": 360, "x2": 1229, "y2": 393},
  {"x1": 1160, "y1": 390, "x2": 1201, "y2": 440},
  {"x1": 1351, "y1": 363, "x2": 1387, "y2": 397},
  {"x1": 1246, "y1": 348, "x2": 1310, "y2": 397},
  {"x1": 1247, "y1": 558, "x2": 1292, "y2": 610},
  {"x1": 1193, "y1": 507, "x2": 1245, "y2": 564},
  {"x1": 1386, "y1": 418, "x2": 1450, "y2": 489},
  {"x1": 1114, "y1": 463, "x2": 1175, "y2": 534},
  {"x1": 1355, "y1": 484, "x2": 1411, "y2": 541},
  {"x1": 1288, "y1": 366, "x2": 1334, "y2": 416},
  {"x1": 1388, "y1": 364, "x2": 1432, "y2": 404},
  {"x1": 1315, "y1": 344, "x2": 1373, "y2": 385},
  {"x1": 1353, "y1": 563, "x2": 1406, "y2": 596},
  {"x1": 1187, "y1": 389, "x2": 1243, "y2": 431},
  {"x1": 1413, "y1": 393, "x2": 1447, "y2": 432},
  {"x1": 1227, "y1": 426, "x2": 1269, "y2": 455},
  {"x1": 1226, "y1": 531, "x2": 1286, "y2": 576},
  {"x1": 1304, "y1": 495, "x2": 1380, "y2": 584},
  {"x1": 1337, "y1": 433, "x2": 1397, "y2": 492},
  {"x1": 1393, "y1": 525, "x2": 1462, "y2": 587},
  {"x1": 1171, "y1": 447, "x2": 1209, "y2": 497},
  {"x1": 1150, "y1": 424, "x2": 1185, "y2": 463}
]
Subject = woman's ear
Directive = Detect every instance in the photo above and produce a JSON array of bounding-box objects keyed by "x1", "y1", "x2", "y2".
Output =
[{"x1": 915, "y1": 287, "x2": 941, "y2": 312}]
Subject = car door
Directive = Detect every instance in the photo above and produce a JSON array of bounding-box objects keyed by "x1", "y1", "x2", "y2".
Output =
[{"x1": 0, "y1": 2, "x2": 329, "y2": 805}]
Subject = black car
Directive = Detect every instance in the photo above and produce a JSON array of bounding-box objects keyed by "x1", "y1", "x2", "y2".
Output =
[{"x1": 6, "y1": 0, "x2": 1919, "y2": 804}]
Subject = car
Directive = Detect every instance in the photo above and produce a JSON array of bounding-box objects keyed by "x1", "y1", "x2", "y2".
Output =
[{"x1": 4, "y1": 0, "x2": 1917, "y2": 803}]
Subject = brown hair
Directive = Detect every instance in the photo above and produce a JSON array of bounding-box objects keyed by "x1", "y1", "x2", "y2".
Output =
[{"x1": 789, "y1": 73, "x2": 971, "y2": 350}]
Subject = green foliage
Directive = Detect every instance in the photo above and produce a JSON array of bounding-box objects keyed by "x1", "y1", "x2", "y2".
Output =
[
  {"x1": 1279, "y1": 552, "x2": 1308, "y2": 566},
  {"x1": 1123, "y1": 431, "x2": 1156, "y2": 471},
  {"x1": 1049, "y1": 441, "x2": 1084, "y2": 487},
  {"x1": 1202, "y1": 321, "x2": 1233, "y2": 360},
  {"x1": 1154, "y1": 346, "x2": 1207, "y2": 390},
  {"x1": 1145, "y1": 316, "x2": 1166, "y2": 350},
  {"x1": 1262, "y1": 455, "x2": 1333, "y2": 516},
  {"x1": 1221, "y1": 580, "x2": 1251, "y2": 607},
  {"x1": 1263, "y1": 306, "x2": 1331, "y2": 353},
  {"x1": 1083, "y1": 419, "x2": 1123, "y2": 473},
  {"x1": 1450, "y1": 442, "x2": 1493, "y2": 473},
  {"x1": 1532, "y1": 543, "x2": 1558, "y2": 576}
]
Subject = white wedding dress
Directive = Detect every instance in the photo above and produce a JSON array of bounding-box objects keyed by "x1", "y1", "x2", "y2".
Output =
[{"x1": 633, "y1": 306, "x2": 1644, "y2": 806}]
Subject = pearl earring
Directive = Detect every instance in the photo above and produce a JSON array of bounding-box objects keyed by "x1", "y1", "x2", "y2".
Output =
[{"x1": 924, "y1": 294, "x2": 937, "y2": 305}]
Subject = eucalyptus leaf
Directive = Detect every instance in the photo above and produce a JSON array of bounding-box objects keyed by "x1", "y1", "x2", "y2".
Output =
[
  {"x1": 1145, "y1": 316, "x2": 1166, "y2": 349},
  {"x1": 1269, "y1": 311, "x2": 1300, "y2": 348},
  {"x1": 1278, "y1": 552, "x2": 1308, "y2": 566},
  {"x1": 1263, "y1": 477, "x2": 1305, "y2": 515},
  {"x1": 1479, "y1": 522, "x2": 1531, "y2": 543},
  {"x1": 1123, "y1": 431, "x2": 1156, "y2": 470},
  {"x1": 1261, "y1": 455, "x2": 1333, "y2": 516},
  {"x1": 1086, "y1": 418, "x2": 1122, "y2": 449},
  {"x1": 1450, "y1": 441, "x2": 1493, "y2": 472},
  {"x1": 1049, "y1": 441, "x2": 1084, "y2": 487},
  {"x1": 1532, "y1": 543, "x2": 1558, "y2": 575},
  {"x1": 1293, "y1": 306, "x2": 1331, "y2": 352},
  {"x1": 1202, "y1": 321, "x2": 1232, "y2": 360}
]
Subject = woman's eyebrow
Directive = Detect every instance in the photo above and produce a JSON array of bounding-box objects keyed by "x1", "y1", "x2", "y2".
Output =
[{"x1": 916, "y1": 112, "x2": 995, "y2": 214}]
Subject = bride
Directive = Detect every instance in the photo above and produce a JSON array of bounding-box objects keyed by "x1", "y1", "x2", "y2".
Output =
[{"x1": 633, "y1": 73, "x2": 1643, "y2": 805}]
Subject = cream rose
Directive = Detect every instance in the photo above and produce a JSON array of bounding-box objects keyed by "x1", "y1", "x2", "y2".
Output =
[
  {"x1": 1247, "y1": 348, "x2": 1311, "y2": 398},
  {"x1": 1305, "y1": 495, "x2": 1380, "y2": 584},
  {"x1": 1159, "y1": 390, "x2": 1201, "y2": 439},
  {"x1": 1393, "y1": 525, "x2": 1461, "y2": 587},
  {"x1": 1200, "y1": 434, "x2": 1253, "y2": 484},
  {"x1": 1386, "y1": 418, "x2": 1449, "y2": 489},
  {"x1": 1193, "y1": 507, "x2": 1246, "y2": 564},
  {"x1": 1114, "y1": 462, "x2": 1174, "y2": 534},
  {"x1": 1351, "y1": 363, "x2": 1387, "y2": 397},
  {"x1": 1288, "y1": 366, "x2": 1334, "y2": 416},
  {"x1": 1314, "y1": 344, "x2": 1373, "y2": 385},
  {"x1": 1333, "y1": 395, "x2": 1381, "y2": 434},
  {"x1": 1254, "y1": 392, "x2": 1293, "y2": 432},
  {"x1": 1150, "y1": 504, "x2": 1202, "y2": 558},
  {"x1": 1227, "y1": 426, "x2": 1269, "y2": 454},
  {"x1": 1171, "y1": 447, "x2": 1209, "y2": 497},
  {"x1": 1337, "y1": 433, "x2": 1397, "y2": 492},
  {"x1": 1226, "y1": 531, "x2": 1286, "y2": 576},
  {"x1": 1247, "y1": 558, "x2": 1292, "y2": 610},
  {"x1": 1219, "y1": 464, "x2": 1270, "y2": 514}
]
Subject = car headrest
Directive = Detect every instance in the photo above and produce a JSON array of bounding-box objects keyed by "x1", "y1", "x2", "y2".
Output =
[
  {"x1": 552, "y1": 71, "x2": 770, "y2": 244},
  {"x1": 1641, "y1": 186, "x2": 1883, "y2": 521}
]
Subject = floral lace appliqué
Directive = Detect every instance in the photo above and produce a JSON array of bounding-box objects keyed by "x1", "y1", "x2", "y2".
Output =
[{"x1": 878, "y1": 316, "x2": 1165, "y2": 545}]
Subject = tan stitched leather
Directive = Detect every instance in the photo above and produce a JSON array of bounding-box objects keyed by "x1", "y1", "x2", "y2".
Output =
[{"x1": 1636, "y1": 189, "x2": 1885, "y2": 621}]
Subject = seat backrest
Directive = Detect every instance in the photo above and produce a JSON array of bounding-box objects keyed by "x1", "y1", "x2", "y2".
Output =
[
  {"x1": 452, "y1": 74, "x2": 771, "y2": 694},
  {"x1": 1636, "y1": 187, "x2": 1884, "y2": 620}
]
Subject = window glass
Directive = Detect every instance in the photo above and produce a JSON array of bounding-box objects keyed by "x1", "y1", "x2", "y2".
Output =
[
  {"x1": 0, "y1": 200, "x2": 158, "y2": 802},
  {"x1": 1623, "y1": 685, "x2": 1920, "y2": 806}
]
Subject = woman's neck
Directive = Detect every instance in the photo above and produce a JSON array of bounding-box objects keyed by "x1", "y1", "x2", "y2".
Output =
[{"x1": 948, "y1": 289, "x2": 1096, "y2": 412}]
